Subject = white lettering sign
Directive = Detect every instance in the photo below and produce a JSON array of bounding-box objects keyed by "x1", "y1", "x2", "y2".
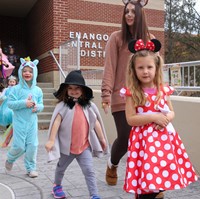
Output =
[{"x1": 69, "y1": 31, "x2": 109, "y2": 58}]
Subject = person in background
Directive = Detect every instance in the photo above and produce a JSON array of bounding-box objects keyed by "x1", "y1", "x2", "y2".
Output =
[
  {"x1": 101, "y1": 0, "x2": 155, "y2": 186},
  {"x1": 121, "y1": 38, "x2": 198, "y2": 199},
  {"x1": 6, "y1": 45, "x2": 19, "y2": 77},
  {"x1": 0, "y1": 75, "x2": 18, "y2": 127},
  {"x1": 5, "y1": 57, "x2": 44, "y2": 178},
  {"x1": 45, "y1": 70, "x2": 109, "y2": 199}
]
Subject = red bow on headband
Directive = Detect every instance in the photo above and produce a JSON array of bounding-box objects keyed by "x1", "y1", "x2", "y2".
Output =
[
  {"x1": 128, "y1": 39, "x2": 161, "y2": 53},
  {"x1": 135, "y1": 39, "x2": 155, "y2": 51}
]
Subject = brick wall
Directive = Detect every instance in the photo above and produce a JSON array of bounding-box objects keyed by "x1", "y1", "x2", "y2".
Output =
[{"x1": 0, "y1": 0, "x2": 164, "y2": 77}]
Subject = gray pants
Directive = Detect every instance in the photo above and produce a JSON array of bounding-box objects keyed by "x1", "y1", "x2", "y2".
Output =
[{"x1": 54, "y1": 147, "x2": 98, "y2": 197}]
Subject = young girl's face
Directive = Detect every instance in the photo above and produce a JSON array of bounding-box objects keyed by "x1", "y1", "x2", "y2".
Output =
[
  {"x1": 67, "y1": 85, "x2": 82, "y2": 99},
  {"x1": 22, "y1": 66, "x2": 33, "y2": 82},
  {"x1": 135, "y1": 55, "x2": 156, "y2": 88},
  {"x1": 8, "y1": 79, "x2": 17, "y2": 86},
  {"x1": 125, "y1": 3, "x2": 135, "y2": 27}
]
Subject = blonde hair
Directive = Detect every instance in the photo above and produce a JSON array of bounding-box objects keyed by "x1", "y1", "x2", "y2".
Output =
[{"x1": 126, "y1": 50, "x2": 164, "y2": 106}]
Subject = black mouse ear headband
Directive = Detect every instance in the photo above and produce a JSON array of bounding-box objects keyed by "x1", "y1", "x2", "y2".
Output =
[
  {"x1": 122, "y1": 0, "x2": 149, "y2": 7},
  {"x1": 128, "y1": 39, "x2": 161, "y2": 53}
]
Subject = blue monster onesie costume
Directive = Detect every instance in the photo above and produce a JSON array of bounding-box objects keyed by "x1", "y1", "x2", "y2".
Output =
[{"x1": 7, "y1": 57, "x2": 44, "y2": 173}]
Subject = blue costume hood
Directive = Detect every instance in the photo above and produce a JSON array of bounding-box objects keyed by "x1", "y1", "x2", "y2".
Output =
[{"x1": 18, "y1": 57, "x2": 39, "y2": 89}]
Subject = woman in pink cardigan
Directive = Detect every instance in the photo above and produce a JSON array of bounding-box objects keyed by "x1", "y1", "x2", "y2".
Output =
[{"x1": 101, "y1": 0, "x2": 155, "y2": 186}]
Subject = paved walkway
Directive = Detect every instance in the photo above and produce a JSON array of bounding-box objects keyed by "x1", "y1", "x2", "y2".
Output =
[{"x1": 0, "y1": 131, "x2": 200, "y2": 199}]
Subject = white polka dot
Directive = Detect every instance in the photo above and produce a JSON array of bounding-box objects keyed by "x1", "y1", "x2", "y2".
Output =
[
  {"x1": 149, "y1": 146, "x2": 156, "y2": 153},
  {"x1": 149, "y1": 184, "x2": 156, "y2": 189},
  {"x1": 137, "y1": 189, "x2": 142, "y2": 194},
  {"x1": 137, "y1": 160, "x2": 142, "y2": 167},
  {"x1": 148, "y1": 127, "x2": 153, "y2": 133},
  {"x1": 145, "y1": 101, "x2": 151, "y2": 107},
  {"x1": 144, "y1": 153, "x2": 148, "y2": 160},
  {"x1": 148, "y1": 136, "x2": 154, "y2": 143},
  {"x1": 176, "y1": 140, "x2": 179, "y2": 145},
  {"x1": 131, "y1": 151, "x2": 138, "y2": 158},
  {"x1": 164, "y1": 144, "x2": 171, "y2": 150},
  {"x1": 165, "y1": 181, "x2": 171, "y2": 188},
  {"x1": 158, "y1": 150, "x2": 164, "y2": 157},
  {"x1": 155, "y1": 141, "x2": 161, "y2": 147},
  {"x1": 127, "y1": 151, "x2": 130, "y2": 157},
  {"x1": 135, "y1": 127, "x2": 140, "y2": 132},
  {"x1": 151, "y1": 156, "x2": 158, "y2": 163},
  {"x1": 144, "y1": 163, "x2": 150, "y2": 170},
  {"x1": 160, "y1": 99, "x2": 164, "y2": 105},
  {"x1": 174, "y1": 184, "x2": 181, "y2": 189},
  {"x1": 141, "y1": 181, "x2": 147, "y2": 188},
  {"x1": 143, "y1": 130, "x2": 148, "y2": 137},
  {"x1": 185, "y1": 162, "x2": 191, "y2": 168},
  {"x1": 161, "y1": 134, "x2": 168, "y2": 141},
  {"x1": 180, "y1": 143, "x2": 185, "y2": 149},
  {"x1": 129, "y1": 161, "x2": 135, "y2": 168},
  {"x1": 135, "y1": 169, "x2": 139, "y2": 176},
  {"x1": 183, "y1": 152, "x2": 188, "y2": 159},
  {"x1": 132, "y1": 135, "x2": 136, "y2": 141},
  {"x1": 160, "y1": 160, "x2": 167, "y2": 167},
  {"x1": 178, "y1": 158, "x2": 183, "y2": 164},
  {"x1": 139, "y1": 133, "x2": 143, "y2": 140},
  {"x1": 152, "y1": 131, "x2": 158, "y2": 137},
  {"x1": 156, "y1": 177, "x2": 162, "y2": 184},
  {"x1": 127, "y1": 172, "x2": 132, "y2": 179},
  {"x1": 186, "y1": 171, "x2": 192, "y2": 178},
  {"x1": 184, "y1": 178, "x2": 188, "y2": 184},
  {"x1": 170, "y1": 163, "x2": 176, "y2": 170},
  {"x1": 146, "y1": 173, "x2": 153, "y2": 180},
  {"x1": 164, "y1": 87, "x2": 170, "y2": 92},
  {"x1": 181, "y1": 168, "x2": 185, "y2": 174},
  {"x1": 131, "y1": 179, "x2": 137, "y2": 186},
  {"x1": 138, "y1": 107, "x2": 144, "y2": 113},
  {"x1": 162, "y1": 170, "x2": 169, "y2": 177},
  {"x1": 152, "y1": 95, "x2": 157, "y2": 101},
  {"x1": 170, "y1": 135, "x2": 174, "y2": 141},
  {"x1": 154, "y1": 166, "x2": 159, "y2": 174},
  {"x1": 177, "y1": 148, "x2": 182, "y2": 155},
  {"x1": 167, "y1": 153, "x2": 174, "y2": 160},
  {"x1": 139, "y1": 150, "x2": 144, "y2": 157},
  {"x1": 172, "y1": 174, "x2": 179, "y2": 181},
  {"x1": 135, "y1": 142, "x2": 140, "y2": 149}
]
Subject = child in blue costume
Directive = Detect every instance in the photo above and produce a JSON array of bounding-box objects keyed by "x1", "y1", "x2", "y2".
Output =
[
  {"x1": 0, "y1": 75, "x2": 17, "y2": 127},
  {"x1": 5, "y1": 57, "x2": 44, "y2": 178}
]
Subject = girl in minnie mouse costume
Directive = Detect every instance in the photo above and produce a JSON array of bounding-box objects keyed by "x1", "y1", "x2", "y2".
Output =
[
  {"x1": 45, "y1": 70, "x2": 109, "y2": 199},
  {"x1": 121, "y1": 39, "x2": 198, "y2": 199},
  {"x1": 101, "y1": 0, "x2": 155, "y2": 186}
]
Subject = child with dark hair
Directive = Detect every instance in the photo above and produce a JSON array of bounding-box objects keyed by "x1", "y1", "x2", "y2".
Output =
[{"x1": 45, "y1": 70, "x2": 109, "y2": 199}]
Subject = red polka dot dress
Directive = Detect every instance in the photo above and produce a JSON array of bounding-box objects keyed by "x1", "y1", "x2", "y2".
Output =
[{"x1": 122, "y1": 86, "x2": 198, "y2": 195}]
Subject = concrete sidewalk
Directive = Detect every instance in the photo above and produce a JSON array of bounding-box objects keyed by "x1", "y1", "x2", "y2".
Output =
[{"x1": 0, "y1": 130, "x2": 200, "y2": 199}]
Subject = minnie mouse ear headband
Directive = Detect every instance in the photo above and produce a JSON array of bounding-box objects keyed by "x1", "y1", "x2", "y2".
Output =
[
  {"x1": 128, "y1": 39, "x2": 161, "y2": 53},
  {"x1": 122, "y1": 0, "x2": 149, "y2": 7},
  {"x1": 54, "y1": 70, "x2": 93, "y2": 100}
]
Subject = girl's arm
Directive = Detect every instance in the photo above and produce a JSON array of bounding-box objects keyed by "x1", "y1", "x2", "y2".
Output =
[
  {"x1": 125, "y1": 96, "x2": 169, "y2": 128},
  {"x1": 165, "y1": 96, "x2": 175, "y2": 122},
  {"x1": 95, "y1": 120, "x2": 107, "y2": 150},
  {"x1": 45, "y1": 113, "x2": 62, "y2": 152}
]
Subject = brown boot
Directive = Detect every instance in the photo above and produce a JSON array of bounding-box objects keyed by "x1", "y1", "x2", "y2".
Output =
[{"x1": 105, "y1": 165, "x2": 118, "y2": 185}]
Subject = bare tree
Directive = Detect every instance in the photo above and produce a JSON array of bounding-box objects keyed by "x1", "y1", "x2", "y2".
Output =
[{"x1": 165, "y1": 0, "x2": 200, "y2": 63}]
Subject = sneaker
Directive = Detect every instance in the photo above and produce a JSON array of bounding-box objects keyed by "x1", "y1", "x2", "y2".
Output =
[
  {"x1": 52, "y1": 185, "x2": 66, "y2": 199},
  {"x1": 91, "y1": 195, "x2": 101, "y2": 199},
  {"x1": 105, "y1": 165, "x2": 118, "y2": 185},
  {"x1": 5, "y1": 160, "x2": 13, "y2": 171},
  {"x1": 27, "y1": 171, "x2": 38, "y2": 178}
]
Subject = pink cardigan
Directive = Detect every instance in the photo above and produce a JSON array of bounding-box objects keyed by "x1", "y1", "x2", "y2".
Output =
[{"x1": 101, "y1": 30, "x2": 132, "y2": 113}]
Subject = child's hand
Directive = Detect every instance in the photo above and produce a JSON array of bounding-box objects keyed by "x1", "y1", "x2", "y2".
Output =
[
  {"x1": 45, "y1": 141, "x2": 54, "y2": 152},
  {"x1": 99, "y1": 138, "x2": 107, "y2": 151},
  {"x1": 154, "y1": 113, "x2": 169, "y2": 128},
  {"x1": 32, "y1": 104, "x2": 37, "y2": 112},
  {"x1": 26, "y1": 95, "x2": 35, "y2": 108}
]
